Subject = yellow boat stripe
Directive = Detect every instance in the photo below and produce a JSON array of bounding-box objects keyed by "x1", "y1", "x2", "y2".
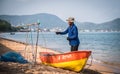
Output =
[{"x1": 42, "y1": 58, "x2": 88, "y2": 72}]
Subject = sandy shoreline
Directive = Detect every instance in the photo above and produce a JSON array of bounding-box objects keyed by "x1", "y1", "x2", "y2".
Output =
[{"x1": 0, "y1": 37, "x2": 119, "y2": 74}]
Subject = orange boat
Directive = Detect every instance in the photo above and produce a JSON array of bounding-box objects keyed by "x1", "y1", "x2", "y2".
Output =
[{"x1": 39, "y1": 51, "x2": 91, "y2": 72}]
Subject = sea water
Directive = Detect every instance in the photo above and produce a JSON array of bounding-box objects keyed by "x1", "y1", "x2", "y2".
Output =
[{"x1": 0, "y1": 32, "x2": 120, "y2": 68}]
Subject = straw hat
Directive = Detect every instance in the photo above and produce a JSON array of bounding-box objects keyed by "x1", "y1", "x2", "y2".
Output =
[{"x1": 66, "y1": 17, "x2": 75, "y2": 22}]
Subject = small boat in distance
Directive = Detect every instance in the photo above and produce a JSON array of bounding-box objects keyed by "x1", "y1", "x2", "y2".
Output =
[
  {"x1": 40, "y1": 51, "x2": 91, "y2": 72},
  {"x1": 10, "y1": 32, "x2": 15, "y2": 35}
]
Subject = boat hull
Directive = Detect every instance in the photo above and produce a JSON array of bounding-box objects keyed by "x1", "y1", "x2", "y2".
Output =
[{"x1": 40, "y1": 51, "x2": 91, "y2": 72}]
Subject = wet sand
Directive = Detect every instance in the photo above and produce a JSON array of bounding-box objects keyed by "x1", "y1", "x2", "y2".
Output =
[{"x1": 0, "y1": 38, "x2": 118, "y2": 74}]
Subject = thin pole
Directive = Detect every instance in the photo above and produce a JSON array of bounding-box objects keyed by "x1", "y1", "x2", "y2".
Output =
[
  {"x1": 34, "y1": 23, "x2": 40, "y2": 64},
  {"x1": 30, "y1": 26, "x2": 34, "y2": 63}
]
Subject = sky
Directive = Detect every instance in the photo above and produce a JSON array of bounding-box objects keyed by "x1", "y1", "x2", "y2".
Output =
[{"x1": 0, "y1": 0, "x2": 120, "y2": 23}]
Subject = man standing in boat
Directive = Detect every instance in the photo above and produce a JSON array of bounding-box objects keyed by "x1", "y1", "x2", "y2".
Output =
[{"x1": 56, "y1": 17, "x2": 80, "y2": 51}]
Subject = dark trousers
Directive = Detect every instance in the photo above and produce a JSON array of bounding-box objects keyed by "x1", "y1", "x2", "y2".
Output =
[{"x1": 71, "y1": 45, "x2": 79, "y2": 51}]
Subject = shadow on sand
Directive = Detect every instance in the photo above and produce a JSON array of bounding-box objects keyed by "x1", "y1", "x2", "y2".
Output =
[{"x1": 0, "y1": 43, "x2": 102, "y2": 74}]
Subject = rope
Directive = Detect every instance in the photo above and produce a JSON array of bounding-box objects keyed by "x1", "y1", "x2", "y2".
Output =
[
  {"x1": 86, "y1": 54, "x2": 93, "y2": 69},
  {"x1": 79, "y1": 52, "x2": 120, "y2": 74},
  {"x1": 24, "y1": 26, "x2": 33, "y2": 62},
  {"x1": 24, "y1": 27, "x2": 29, "y2": 60},
  {"x1": 80, "y1": 54, "x2": 93, "y2": 73},
  {"x1": 34, "y1": 23, "x2": 40, "y2": 64},
  {"x1": 41, "y1": 31, "x2": 47, "y2": 52},
  {"x1": 30, "y1": 26, "x2": 35, "y2": 63},
  {"x1": 23, "y1": 23, "x2": 39, "y2": 64}
]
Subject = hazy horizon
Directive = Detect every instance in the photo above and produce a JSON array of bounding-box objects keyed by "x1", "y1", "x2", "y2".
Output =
[
  {"x1": 0, "y1": 13, "x2": 120, "y2": 24},
  {"x1": 0, "y1": 0, "x2": 120, "y2": 23}
]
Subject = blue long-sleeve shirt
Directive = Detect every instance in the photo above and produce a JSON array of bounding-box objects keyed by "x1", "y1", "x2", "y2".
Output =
[{"x1": 60, "y1": 24, "x2": 80, "y2": 46}]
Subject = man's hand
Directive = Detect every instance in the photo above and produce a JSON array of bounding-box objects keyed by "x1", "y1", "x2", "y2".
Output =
[
  {"x1": 67, "y1": 37, "x2": 70, "y2": 41},
  {"x1": 56, "y1": 32, "x2": 61, "y2": 35}
]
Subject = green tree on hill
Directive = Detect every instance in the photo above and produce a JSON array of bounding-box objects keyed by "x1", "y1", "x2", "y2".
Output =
[{"x1": 0, "y1": 19, "x2": 12, "y2": 32}]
